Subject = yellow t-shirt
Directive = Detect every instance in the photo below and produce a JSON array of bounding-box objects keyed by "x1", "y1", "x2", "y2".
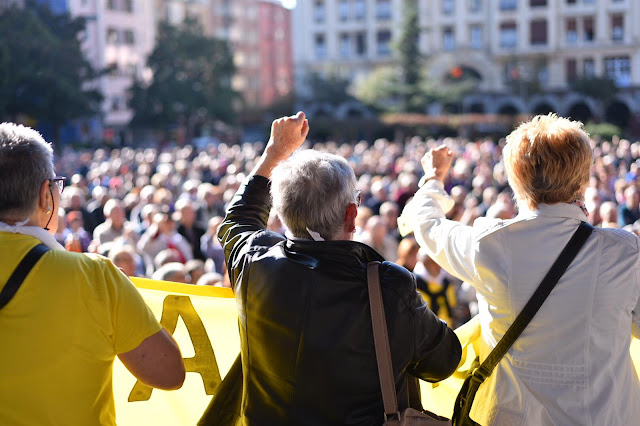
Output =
[{"x1": 0, "y1": 233, "x2": 161, "y2": 425}]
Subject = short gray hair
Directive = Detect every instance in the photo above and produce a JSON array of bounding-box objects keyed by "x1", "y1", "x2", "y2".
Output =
[
  {"x1": 0, "y1": 123, "x2": 54, "y2": 220},
  {"x1": 270, "y1": 150, "x2": 356, "y2": 240}
]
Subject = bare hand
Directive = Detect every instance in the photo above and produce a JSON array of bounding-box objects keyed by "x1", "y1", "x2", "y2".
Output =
[
  {"x1": 421, "y1": 145, "x2": 454, "y2": 182},
  {"x1": 266, "y1": 111, "x2": 309, "y2": 162},
  {"x1": 253, "y1": 111, "x2": 310, "y2": 178}
]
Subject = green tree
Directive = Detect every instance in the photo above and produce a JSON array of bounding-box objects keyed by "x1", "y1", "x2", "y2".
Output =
[
  {"x1": 395, "y1": 0, "x2": 422, "y2": 112},
  {"x1": 129, "y1": 20, "x2": 238, "y2": 135},
  {"x1": 571, "y1": 76, "x2": 618, "y2": 105},
  {"x1": 0, "y1": 1, "x2": 102, "y2": 136}
]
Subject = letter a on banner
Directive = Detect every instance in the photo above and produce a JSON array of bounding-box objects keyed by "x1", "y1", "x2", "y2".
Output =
[{"x1": 129, "y1": 295, "x2": 222, "y2": 402}]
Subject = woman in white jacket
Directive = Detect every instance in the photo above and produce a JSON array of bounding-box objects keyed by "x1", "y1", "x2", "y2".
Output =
[{"x1": 399, "y1": 114, "x2": 640, "y2": 425}]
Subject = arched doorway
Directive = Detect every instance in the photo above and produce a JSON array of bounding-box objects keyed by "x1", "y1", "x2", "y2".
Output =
[
  {"x1": 468, "y1": 102, "x2": 485, "y2": 114},
  {"x1": 498, "y1": 104, "x2": 519, "y2": 116},
  {"x1": 532, "y1": 103, "x2": 555, "y2": 115},
  {"x1": 566, "y1": 102, "x2": 593, "y2": 124},
  {"x1": 605, "y1": 101, "x2": 631, "y2": 129}
]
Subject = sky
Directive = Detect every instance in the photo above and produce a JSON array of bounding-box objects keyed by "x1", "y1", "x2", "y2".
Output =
[{"x1": 281, "y1": 0, "x2": 296, "y2": 9}]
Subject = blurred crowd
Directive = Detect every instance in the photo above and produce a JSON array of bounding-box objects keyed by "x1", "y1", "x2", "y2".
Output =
[{"x1": 53, "y1": 132, "x2": 640, "y2": 328}]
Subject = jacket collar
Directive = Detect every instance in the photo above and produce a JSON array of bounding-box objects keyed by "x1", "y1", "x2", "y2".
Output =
[
  {"x1": 285, "y1": 237, "x2": 385, "y2": 264},
  {"x1": 516, "y1": 202, "x2": 587, "y2": 222}
]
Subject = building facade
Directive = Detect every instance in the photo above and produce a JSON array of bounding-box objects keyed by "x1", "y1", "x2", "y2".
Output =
[{"x1": 293, "y1": 0, "x2": 640, "y2": 128}]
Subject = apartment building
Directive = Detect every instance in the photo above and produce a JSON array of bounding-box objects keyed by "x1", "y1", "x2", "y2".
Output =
[{"x1": 293, "y1": 0, "x2": 640, "y2": 127}]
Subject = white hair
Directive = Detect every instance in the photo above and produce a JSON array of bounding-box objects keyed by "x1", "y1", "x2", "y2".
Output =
[
  {"x1": 0, "y1": 123, "x2": 54, "y2": 220},
  {"x1": 270, "y1": 150, "x2": 356, "y2": 240}
]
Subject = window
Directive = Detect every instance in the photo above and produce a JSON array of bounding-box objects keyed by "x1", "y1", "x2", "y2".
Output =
[
  {"x1": 339, "y1": 0, "x2": 349, "y2": 21},
  {"x1": 106, "y1": 28, "x2": 119, "y2": 45},
  {"x1": 500, "y1": 0, "x2": 516, "y2": 11},
  {"x1": 443, "y1": 27, "x2": 455, "y2": 50},
  {"x1": 612, "y1": 15, "x2": 624, "y2": 42},
  {"x1": 313, "y1": 1, "x2": 325, "y2": 23},
  {"x1": 469, "y1": 0, "x2": 481, "y2": 13},
  {"x1": 530, "y1": 19, "x2": 547, "y2": 45},
  {"x1": 566, "y1": 59, "x2": 577, "y2": 83},
  {"x1": 530, "y1": 0, "x2": 546, "y2": 6},
  {"x1": 583, "y1": 17, "x2": 594, "y2": 42},
  {"x1": 314, "y1": 34, "x2": 326, "y2": 59},
  {"x1": 377, "y1": 30, "x2": 391, "y2": 56},
  {"x1": 354, "y1": 0, "x2": 365, "y2": 20},
  {"x1": 339, "y1": 33, "x2": 350, "y2": 58},
  {"x1": 538, "y1": 62, "x2": 548, "y2": 84},
  {"x1": 605, "y1": 56, "x2": 631, "y2": 87},
  {"x1": 566, "y1": 0, "x2": 576, "y2": 3},
  {"x1": 122, "y1": 29, "x2": 135, "y2": 45},
  {"x1": 566, "y1": 18, "x2": 577, "y2": 44},
  {"x1": 470, "y1": 25, "x2": 483, "y2": 48},
  {"x1": 355, "y1": 32, "x2": 367, "y2": 55},
  {"x1": 123, "y1": 0, "x2": 132, "y2": 12},
  {"x1": 106, "y1": 0, "x2": 117, "y2": 10},
  {"x1": 443, "y1": 0, "x2": 454, "y2": 15},
  {"x1": 583, "y1": 58, "x2": 595, "y2": 77},
  {"x1": 376, "y1": 0, "x2": 392, "y2": 20},
  {"x1": 500, "y1": 22, "x2": 517, "y2": 48}
]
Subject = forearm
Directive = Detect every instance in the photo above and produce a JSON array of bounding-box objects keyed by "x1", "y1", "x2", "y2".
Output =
[{"x1": 217, "y1": 176, "x2": 272, "y2": 279}]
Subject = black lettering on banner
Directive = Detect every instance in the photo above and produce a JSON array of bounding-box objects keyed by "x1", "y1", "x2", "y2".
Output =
[{"x1": 128, "y1": 295, "x2": 222, "y2": 402}]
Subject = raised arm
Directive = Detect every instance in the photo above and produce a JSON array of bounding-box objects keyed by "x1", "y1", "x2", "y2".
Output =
[
  {"x1": 398, "y1": 145, "x2": 480, "y2": 284},
  {"x1": 217, "y1": 112, "x2": 309, "y2": 283}
]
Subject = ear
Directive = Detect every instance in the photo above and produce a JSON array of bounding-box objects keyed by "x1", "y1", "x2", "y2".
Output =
[
  {"x1": 38, "y1": 179, "x2": 51, "y2": 212},
  {"x1": 344, "y1": 203, "x2": 358, "y2": 234}
]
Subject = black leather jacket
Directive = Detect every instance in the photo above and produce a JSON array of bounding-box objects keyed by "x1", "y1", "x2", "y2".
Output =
[{"x1": 218, "y1": 176, "x2": 461, "y2": 425}]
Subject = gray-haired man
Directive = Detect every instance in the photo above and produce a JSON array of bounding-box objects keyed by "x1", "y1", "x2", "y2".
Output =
[{"x1": 218, "y1": 112, "x2": 461, "y2": 425}]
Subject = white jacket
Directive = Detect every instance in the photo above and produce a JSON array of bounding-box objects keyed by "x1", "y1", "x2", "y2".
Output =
[{"x1": 399, "y1": 180, "x2": 640, "y2": 426}]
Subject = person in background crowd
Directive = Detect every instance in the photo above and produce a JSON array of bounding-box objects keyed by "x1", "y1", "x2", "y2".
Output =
[
  {"x1": 108, "y1": 245, "x2": 140, "y2": 277},
  {"x1": 618, "y1": 185, "x2": 640, "y2": 227},
  {"x1": 200, "y1": 216, "x2": 226, "y2": 275},
  {"x1": 63, "y1": 210, "x2": 91, "y2": 252},
  {"x1": 152, "y1": 262, "x2": 189, "y2": 283},
  {"x1": 85, "y1": 185, "x2": 109, "y2": 233},
  {"x1": 93, "y1": 199, "x2": 128, "y2": 246},
  {"x1": 218, "y1": 112, "x2": 461, "y2": 424},
  {"x1": 356, "y1": 215, "x2": 399, "y2": 261},
  {"x1": 0, "y1": 123, "x2": 185, "y2": 425},
  {"x1": 175, "y1": 198, "x2": 206, "y2": 261},
  {"x1": 138, "y1": 209, "x2": 193, "y2": 271},
  {"x1": 399, "y1": 114, "x2": 640, "y2": 425}
]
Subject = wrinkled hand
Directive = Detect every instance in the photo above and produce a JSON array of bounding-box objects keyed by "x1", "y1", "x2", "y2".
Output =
[
  {"x1": 266, "y1": 111, "x2": 309, "y2": 163},
  {"x1": 254, "y1": 111, "x2": 310, "y2": 178},
  {"x1": 421, "y1": 145, "x2": 454, "y2": 182}
]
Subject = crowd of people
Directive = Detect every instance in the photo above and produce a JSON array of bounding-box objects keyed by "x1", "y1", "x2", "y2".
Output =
[{"x1": 50, "y1": 129, "x2": 640, "y2": 327}]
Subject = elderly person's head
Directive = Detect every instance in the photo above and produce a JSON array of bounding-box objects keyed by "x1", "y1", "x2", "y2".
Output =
[
  {"x1": 0, "y1": 123, "x2": 63, "y2": 233},
  {"x1": 270, "y1": 150, "x2": 358, "y2": 241},
  {"x1": 503, "y1": 114, "x2": 593, "y2": 210},
  {"x1": 104, "y1": 199, "x2": 126, "y2": 229}
]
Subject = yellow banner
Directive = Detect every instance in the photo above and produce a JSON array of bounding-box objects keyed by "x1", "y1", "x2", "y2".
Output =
[{"x1": 114, "y1": 278, "x2": 640, "y2": 425}]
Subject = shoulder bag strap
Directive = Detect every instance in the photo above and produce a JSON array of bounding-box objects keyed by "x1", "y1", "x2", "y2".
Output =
[
  {"x1": 367, "y1": 261, "x2": 400, "y2": 421},
  {"x1": 0, "y1": 244, "x2": 51, "y2": 310},
  {"x1": 472, "y1": 221, "x2": 593, "y2": 382}
]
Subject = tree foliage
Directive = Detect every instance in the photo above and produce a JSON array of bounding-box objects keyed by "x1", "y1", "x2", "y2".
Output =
[
  {"x1": 353, "y1": 0, "x2": 475, "y2": 113},
  {"x1": 129, "y1": 20, "x2": 238, "y2": 131},
  {"x1": 571, "y1": 76, "x2": 618, "y2": 104},
  {"x1": 0, "y1": 1, "x2": 102, "y2": 129},
  {"x1": 394, "y1": 0, "x2": 422, "y2": 112}
]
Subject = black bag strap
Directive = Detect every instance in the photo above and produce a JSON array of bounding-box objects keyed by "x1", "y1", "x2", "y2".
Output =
[
  {"x1": 0, "y1": 244, "x2": 50, "y2": 310},
  {"x1": 471, "y1": 221, "x2": 593, "y2": 383}
]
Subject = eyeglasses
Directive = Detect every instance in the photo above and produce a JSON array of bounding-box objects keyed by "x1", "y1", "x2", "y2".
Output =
[
  {"x1": 355, "y1": 189, "x2": 362, "y2": 207},
  {"x1": 50, "y1": 176, "x2": 67, "y2": 193}
]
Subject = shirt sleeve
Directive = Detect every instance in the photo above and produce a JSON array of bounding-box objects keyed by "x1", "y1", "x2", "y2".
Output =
[
  {"x1": 101, "y1": 258, "x2": 162, "y2": 354},
  {"x1": 398, "y1": 179, "x2": 480, "y2": 284},
  {"x1": 633, "y1": 266, "x2": 640, "y2": 339}
]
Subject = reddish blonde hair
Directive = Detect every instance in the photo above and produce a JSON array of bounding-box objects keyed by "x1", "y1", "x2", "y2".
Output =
[{"x1": 503, "y1": 114, "x2": 593, "y2": 209}]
